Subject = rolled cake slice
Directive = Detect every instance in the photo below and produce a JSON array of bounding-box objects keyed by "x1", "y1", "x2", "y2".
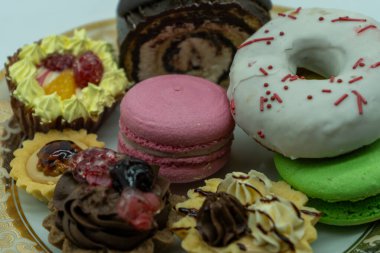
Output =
[{"x1": 117, "y1": 0, "x2": 271, "y2": 87}]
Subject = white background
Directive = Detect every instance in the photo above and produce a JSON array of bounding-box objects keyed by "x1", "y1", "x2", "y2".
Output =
[{"x1": 1, "y1": 0, "x2": 380, "y2": 67}]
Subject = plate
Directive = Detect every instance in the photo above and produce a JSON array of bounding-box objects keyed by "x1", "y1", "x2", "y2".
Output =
[{"x1": 1, "y1": 10, "x2": 380, "y2": 253}]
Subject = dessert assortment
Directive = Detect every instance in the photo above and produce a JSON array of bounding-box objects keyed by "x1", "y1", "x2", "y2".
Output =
[
  {"x1": 2, "y1": 1, "x2": 380, "y2": 252},
  {"x1": 228, "y1": 7, "x2": 380, "y2": 226},
  {"x1": 5, "y1": 29, "x2": 130, "y2": 138},
  {"x1": 117, "y1": 0, "x2": 271, "y2": 87},
  {"x1": 118, "y1": 75, "x2": 234, "y2": 183}
]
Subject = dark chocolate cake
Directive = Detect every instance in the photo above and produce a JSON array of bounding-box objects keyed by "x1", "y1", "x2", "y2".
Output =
[{"x1": 117, "y1": 0, "x2": 272, "y2": 87}]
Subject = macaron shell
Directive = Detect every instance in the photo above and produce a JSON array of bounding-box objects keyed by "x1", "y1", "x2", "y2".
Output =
[
  {"x1": 274, "y1": 139, "x2": 380, "y2": 202},
  {"x1": 120, "y1": 74, "x2": 234, "y2": 147},
  {"x1": 117, "y1": 132, "x2": 231, "y2": 165},
  {"x1": 307, "y1": 195, "x2": 380, "y2": 226},
  {"x1": 159, "y1": 156, "x2": 229, "y2": 183}
]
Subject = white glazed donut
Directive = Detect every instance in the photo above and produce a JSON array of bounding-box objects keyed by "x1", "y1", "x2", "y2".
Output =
[{"x1": 228, "y1": 8, "x2": 380, "y2": 159}]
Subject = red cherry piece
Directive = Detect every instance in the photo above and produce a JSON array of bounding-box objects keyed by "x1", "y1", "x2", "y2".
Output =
[
  {"x1": 117, "y1": 188, "x2": 161, "y2": 231},
  {"x1": 42, "y1": 53, "x2": 75, "y2": 71},
  {"x1": 70, "y1": 148, "x2": 121, "y2": 187},
  {"x1": 73, "y1": 51, "x2": 104, "y2": 88}
]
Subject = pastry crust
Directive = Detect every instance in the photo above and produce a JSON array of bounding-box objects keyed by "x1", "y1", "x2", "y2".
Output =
[{"x1": 10, "y1": 129, "x2": 104, "y2": 202}]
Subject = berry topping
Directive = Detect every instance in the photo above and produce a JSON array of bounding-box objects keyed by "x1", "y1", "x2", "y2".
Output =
[
  {"x1": 44, "y1": 70, "x2": 77, "y2": 99},
  {"x1": 110, "y1": 157, "x2": 156, "y2": 192},
  {"x1": 116, "y1": 188, "x2": 161, "y2": 231},
  {"x1": 42, "y1": 53, "x2": 75, "y2": 71},
  {"x1": 37, "y1": 140, "x2": 82, "y2": 177},
  {"x1": 73, "y1": 51, "x2": 104, "y2": 88},
  {"x1": 71, "y1": 148, "x2": 123, "y2": 187}
]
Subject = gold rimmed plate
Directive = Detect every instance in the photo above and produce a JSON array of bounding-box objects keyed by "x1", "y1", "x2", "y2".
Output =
[{"x1": 1, "y1": 7, "x2": 380, "y2": 253}]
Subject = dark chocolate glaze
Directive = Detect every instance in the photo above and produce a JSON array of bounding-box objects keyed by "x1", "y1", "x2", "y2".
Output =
[{"x1": 117, "y1": 0, "x2": 271, "y2": 85}]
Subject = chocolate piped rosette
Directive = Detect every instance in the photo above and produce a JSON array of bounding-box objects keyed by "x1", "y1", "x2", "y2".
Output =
[
  {"x1": 5, "y1": 29, "x2": 130, "y2": 139},
  {"x1": 117, "y1": 0, "x2": 271, "y2": 87},
  {"x1": 43, "y1": 147, "x2": 177, "y2": 253},
  {"x1": 171, "y1": 170, "x2": 321, "y2": 253}
]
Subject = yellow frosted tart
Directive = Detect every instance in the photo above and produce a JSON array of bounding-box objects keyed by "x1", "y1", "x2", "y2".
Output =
[
  {"x1": 5, "y1": 29, "x2": 131, "y2": 138},
  {"x1": 172, "y1": 171, "x2": 321, "y2": 253},
  {"x1": 10, "y1": 129, "x2": 104, "y2": 202}
]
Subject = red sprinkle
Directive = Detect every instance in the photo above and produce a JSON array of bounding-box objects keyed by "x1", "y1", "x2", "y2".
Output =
[
  {"x1": 307, "y1": 95, "x2": 313, "y2": 100},
  {"x1": 279, "y1": 31, "x2": 285, "y2": 36},
  {"x1": 370, "y1": 62, "x2": 380, "y2": 68},
  {"x1": 264, "y1": 29, "x2": 269, "y2": 33},
  {"x1": 332, "y1": 17, "x2": 367, "y2": 22},
  {"x1": 282, "y1": 74, "x2": 292, "y2": 82},
  {"x1": 278, "y1": 13, "x2": 286, "y2": 17},
  {"x1": 288, "y1": 15, "x2": 297, "y2": 20},
  {"x1": 263, "y1": 98, "x2": 268, "y2": 102},
  {"x1": 260, "y1": 97, "x2": 265, "y2": 112},
  {"x1": 353, "y1": 58, "x2": 364, "y2": 69},
  {"x1": 358, "y1": 25, "x2": 377, "y2": 34},
  {"x1": 322, "y1": 89, "x2": 332, "y2": 93},
  {"x1": 284, "y1": 85, "x2": 289, "y2": 90},
  {"x1": 271, "y1": 96, "x2": 275, "y2": 101},
  {"x1": 264, "y1": 83, "x2": 269, "y2": 88},
  {"x1": 260, "y1": 67, "x2": 269, "y2": 76},
  {"x1": 352, "y1": 90, "x2": 367, "y2": 115},
  {"x1": 266, "y1": 41, "x2": 271, "y2": 45},
  {"x1": 319, "y1": 17, "x2": 325, "y2": 21},
  {"x1": 267, "y1": 104, "x2": 272, "y2": 109},
  {"x1": 334, "y1": 94, "x2": 349, "y2": 106},
  {"x1": 348, "y1": 76, "x2": 363, "y2": 84},
  {"x1": 329, "y1": 76, "x2": 335, "y2": 83},
  {"x1": 337, "y1": 79, "x2": 343, "y2": 83},
  {"x1": 273, "y1": 93, "x2": 283, "y2": 103},
  {"x1": 257, "y1": 130, "x2": 265, "y2": 139},
  {"x1": 268, "y1": 65, "x2": 273, "y2": 70},
  {"x1": 230, "y1": 99, "x2": 235, "y2": 115},
  {"x1": 293, "y1": 7, "x2": 302, "y2": 14},
  {"x1": 238, "y1": 37, "x2": 275, "y2": 49},
  {"x1": 266, "y1": 90, "x2": 271, "y2": 95},
  {"x1": 290, "y1": 75, "x2": 298, "y2": 81}
]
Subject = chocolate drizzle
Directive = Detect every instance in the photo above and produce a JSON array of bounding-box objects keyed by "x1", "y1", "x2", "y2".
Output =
[{"x1": 196, "y1": 192, "x2": 249, "y2": 247}]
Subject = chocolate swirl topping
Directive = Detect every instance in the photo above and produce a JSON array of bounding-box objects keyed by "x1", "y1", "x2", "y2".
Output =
[
  {"x1": 52, "y1": 172, "x2": 170, "y2": 251},
  {"x1": 196, "y1": 192, "x2": 249, "y2": 247}
]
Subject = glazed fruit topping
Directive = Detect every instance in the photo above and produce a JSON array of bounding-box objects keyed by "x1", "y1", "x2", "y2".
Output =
[
  {"x1": 37, "y1": 140, "x2": 82, "y2": 177},
  {"x1": 42, "y1": 53, "x2": 75, "y2": 71},
  {"x1": 73, "y1": 51, "x2": 104, "y2": 88},
  {"x1": 110, "y1": 157, "x2": 157, "y2": 192},
  {"x1": 71, "y1": 148, "x2": 123, "y2": 187},
  {"x1": 116, "y1": 188, "x2": 161, "y2": 231},
  {"x1": 44, "y1": 70, "x2": 77, "y2": 99}
]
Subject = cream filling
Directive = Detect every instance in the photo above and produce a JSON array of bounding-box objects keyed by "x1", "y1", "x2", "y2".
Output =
[
  {"x1": 138, "y1": 22, "x2": 247, "y2": 82},
  {"x1": 122, "y1": 134, "x2": 231, "y2": 158},
  {"x1": 26, "y1": 140, "x2": 88, "y2": 184}
]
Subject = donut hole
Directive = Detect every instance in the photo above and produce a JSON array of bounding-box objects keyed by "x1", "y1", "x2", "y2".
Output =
[{"x1": 289, "y1": 39, "x2": 345, "y2": 80}]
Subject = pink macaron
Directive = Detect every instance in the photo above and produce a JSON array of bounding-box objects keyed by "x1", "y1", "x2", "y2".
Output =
[{"x1": 118, "y1": 74, "x2": 234, "y2": 183}]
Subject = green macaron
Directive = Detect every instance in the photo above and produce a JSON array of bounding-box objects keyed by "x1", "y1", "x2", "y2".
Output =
[{"x1": 274, "y1": 139, "x2": 380, "y2": 226}]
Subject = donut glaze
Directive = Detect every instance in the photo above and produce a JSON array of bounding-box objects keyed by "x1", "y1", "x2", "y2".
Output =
[{"x1": 228, "y1": 8, "x2": 380, "y2": 159}]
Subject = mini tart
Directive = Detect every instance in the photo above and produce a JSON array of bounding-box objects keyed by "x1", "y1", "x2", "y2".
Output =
[
  {"x1": 10, "y1": 129, "x2": 104, "y2": 202},
  {"x1": 5, "y1": 29, "x2": 131, "y2": 138},
  {"x1": 171, "y1": 171, "x2": 321, "y2": 253}
]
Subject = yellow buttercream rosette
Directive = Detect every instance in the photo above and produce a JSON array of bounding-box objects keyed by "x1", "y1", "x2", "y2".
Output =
[
  {"x1": 172, "y1": 171, "x2": 321, "y2": 253},
  {"x1": 10, "y1": 129, "x2": 104, "y2": 203}
]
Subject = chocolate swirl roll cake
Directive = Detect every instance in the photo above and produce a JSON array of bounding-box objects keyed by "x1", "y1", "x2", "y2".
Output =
[{"x1": 117, "y1": 0, "x2": 272, "y2": 87}]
